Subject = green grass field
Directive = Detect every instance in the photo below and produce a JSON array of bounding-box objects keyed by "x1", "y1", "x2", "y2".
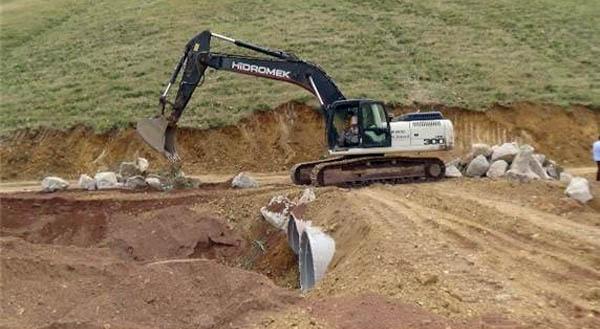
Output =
[{"x1": 1, "y1": 0, "x2": 599, "y2": 133}]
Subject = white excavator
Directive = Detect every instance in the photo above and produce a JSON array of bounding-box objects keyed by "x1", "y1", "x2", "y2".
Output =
[{"x1": 137, "y1": 30, "x2": 454, "y2": 186}]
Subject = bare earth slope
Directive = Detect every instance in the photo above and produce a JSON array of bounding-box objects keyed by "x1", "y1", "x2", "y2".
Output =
[{"x1": 1, "y1": 102, "x2": 599, "y2": 180}]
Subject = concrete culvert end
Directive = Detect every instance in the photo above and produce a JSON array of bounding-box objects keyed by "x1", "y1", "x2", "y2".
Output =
[
  {"x1": 287, "y1": 214, "x2": 311, "y2": 255},
  {"x1": 299, "y1": 226, "x2": 335, "y2": 292}
]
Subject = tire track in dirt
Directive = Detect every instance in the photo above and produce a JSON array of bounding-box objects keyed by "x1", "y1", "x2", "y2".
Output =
[{"x1": 354, "y1": 183, "x2": 599, "y2": 328}]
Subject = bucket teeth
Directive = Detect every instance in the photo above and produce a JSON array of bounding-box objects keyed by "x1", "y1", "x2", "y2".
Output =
[{"x1": 136, "y1": 116, "x2": 179, "y2": 161}]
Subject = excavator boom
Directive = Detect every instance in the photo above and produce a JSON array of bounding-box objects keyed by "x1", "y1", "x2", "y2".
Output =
[{"x1": 137, "y1": 30, "x2": 344, "y2": 160}]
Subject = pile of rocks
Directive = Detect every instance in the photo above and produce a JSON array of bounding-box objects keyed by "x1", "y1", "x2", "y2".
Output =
[
  {"x1": 42, "y1": 157, "x2": 200, "y2": 192},
  {"x1": 446, "y1": 142, "x2": 593, "y2": 203},
  {"x1": 446, "y1": 142, "x2": 563, "y2": 181},
  {"x1": 76, "y1": 157, "x2": 160, "y2": 191}
]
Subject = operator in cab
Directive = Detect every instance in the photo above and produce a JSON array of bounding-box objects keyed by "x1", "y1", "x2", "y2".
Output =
[{"x1": 339, "y1": 115, "x2": 360, "y2": 147}]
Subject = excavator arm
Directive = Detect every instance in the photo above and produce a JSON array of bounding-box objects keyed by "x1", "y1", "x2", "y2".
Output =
[{"x1": 137, "y1": 30, "x2": 345, "y2": 160}]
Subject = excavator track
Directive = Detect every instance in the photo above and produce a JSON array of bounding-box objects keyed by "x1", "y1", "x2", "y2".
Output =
[
  {"x1": 290, "y1": 157, "x2": 345, "y2": 185},
  {"x1": 309, "y1": 156, "x2": 445, "y2": 187}
]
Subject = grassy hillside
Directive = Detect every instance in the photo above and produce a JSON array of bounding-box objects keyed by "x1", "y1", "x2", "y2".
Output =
[{"x1": 1, "y1": 0, "x2": 599, "y2": 133}]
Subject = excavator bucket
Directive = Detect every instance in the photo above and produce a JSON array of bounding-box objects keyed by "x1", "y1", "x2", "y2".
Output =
[{"x1": 136, "y1": 116, "x2": 179, "y2": 161}]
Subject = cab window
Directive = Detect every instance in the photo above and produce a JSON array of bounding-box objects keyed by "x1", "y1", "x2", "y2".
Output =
[{"x1": 360, "y1": 102, "x2": 390, "y2": 147}]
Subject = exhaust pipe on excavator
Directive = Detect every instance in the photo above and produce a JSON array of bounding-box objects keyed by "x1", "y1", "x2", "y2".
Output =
[{"x1": 136, "y1": 116, "x2": 180, "y2": 161}]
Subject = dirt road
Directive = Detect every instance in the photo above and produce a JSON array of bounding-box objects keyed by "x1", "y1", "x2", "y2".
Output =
[{"x1": 1, "y1": 171, "x2": 599, "y2": 329}]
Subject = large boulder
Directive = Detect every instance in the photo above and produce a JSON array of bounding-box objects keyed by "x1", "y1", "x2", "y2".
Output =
[
  {"x1": 491, "y1": 143, "x2": 520, "y2": 163},
  {"x1": 126, "y1": 175, "x2": 148, "y2": 189},
  {"x1": 231, "y1": 172, "x2": 259, "y2": 188},
  {"x1": 486, "y1": 160, "x2": 508, "y2": 179},
  {"x1": 260, "y1": 195, "x2": 296, "y2": 230},
  {"x1": 41, "y1": 176, "x2": 69, "y2": 192},
  {"x1": 136, "y1": 157, "x2": 149, "y2": 173},
  {"x1": 519, "y1": 144, "x2": 535, "y2": 153},
  {"x1": 533, "y1": 154, "x2": 546, "y2": 166},
  {"x1": 78, "y1": 174, "x2": 96, "y2": 191},
  {"x1": 145, "y1": 177, "x2": 163, "y2": 190},
  {"x1": 545, "y1": 162, "x2": 562, "y2": 180},
  {"x1": 471, "y1": 143, "x2": 493, "y2": 158},
  {"x1": 465, "y1": 155, "x2": 490, "y2": 177},
  {"x1": 529, "y1": 154, "x2": 550, "y2": 180},
  {"x1": 444, "y1": 165, "x2": 463, "y2": 178},
  {"x1": 119, "y1": 161, "x2": 142, "y2": 178},
  {"x1": 95, "y1": 172, "x2": 119, "y2": 189},
  {"x1": 506, "y1": 149, "x2": 540, "y2": 182},
  {"x1": 565, "y1": 177, "x2": 593, "y2": 203}
]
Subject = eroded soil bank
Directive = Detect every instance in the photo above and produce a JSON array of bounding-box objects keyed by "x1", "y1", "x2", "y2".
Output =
[{"x1": 2, "y1": 102, "x2": 598, "y2": 180}]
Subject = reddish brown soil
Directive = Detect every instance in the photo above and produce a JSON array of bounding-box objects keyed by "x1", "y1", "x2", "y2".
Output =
[
  {"x1": 1, "y1": 102, "x2": 598, "y2": 180},
  {"x1": 0, "y1": 188, "x2": 299, "y2": 329},
  {"x1": 0, "y1": 183, "x2": 563, "y2": 329},
  {"x1": 308, "y1": 295, "x2": 525, "y2": 329}
]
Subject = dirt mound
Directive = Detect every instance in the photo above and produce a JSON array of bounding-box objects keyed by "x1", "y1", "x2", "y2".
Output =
[
  {"x1": 0, "y1": 188, "x2": 302, "y2": 329},
  {"x1": 0, "y1": 237, "x2": 298, "y2": 329},
  {"x1": 1, "y1": 102, "x2": 598, "y2": 180},
  {"x1": 0, "y1": 196, "x2": 245, "y2": 262}
]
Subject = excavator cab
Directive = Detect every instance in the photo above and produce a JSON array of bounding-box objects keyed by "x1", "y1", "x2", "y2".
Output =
[{"x1": 327, "y1": 100, "x2": 391, "y2": 150}]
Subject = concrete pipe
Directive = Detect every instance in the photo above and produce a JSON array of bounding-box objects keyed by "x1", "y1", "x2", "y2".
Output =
[
  {"x1": 287, "y1": 214, "x2": 311, "y2": 255},
  {"x1": 299, "y1": 226, "x2": 335, "y2": 292}
]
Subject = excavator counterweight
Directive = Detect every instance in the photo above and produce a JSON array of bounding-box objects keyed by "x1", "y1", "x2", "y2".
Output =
[{"x1": 137, "y1": 30, "x2": 454, "y2": 186}]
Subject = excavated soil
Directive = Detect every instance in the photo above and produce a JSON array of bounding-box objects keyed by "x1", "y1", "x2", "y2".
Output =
[
  {"x1": 1, "y1": 102, "x2": 599, "y2": 180},
  {"x1": 2, "y1": 172, "x2": 599, "y2": 329}
]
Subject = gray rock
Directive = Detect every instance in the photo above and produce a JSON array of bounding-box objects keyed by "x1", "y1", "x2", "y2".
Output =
[
  {"x1": 119, "y1": 161, "x2": 142, "y2": 178},
  {"x1": 145, "y1": 177, "x2": 163, "y2": 190},
  {"x1": 533, "y1": 153, "x2": 546, "y2": 166},
  {"x1": 520, "y1": 144, "x2": 535, "y2": 153},
  {"x1": 172, "y1": 176, "x2": 201, "y2": 189},
  {"x1": 491, "y1": 143, "x2": 520, "y2": 163},
  {"x1": 260, "y1": 195, "x2": 295, "y2": 229},
  {"x1": 471, "y1": 143, "x2": 492, "y2": 159},
  {"x1": 529, "y1": 154, "x2": 550, "y2": 180},
  {"x1": 465, "y1": 155, "x2": 490, "y2": 177},
  {"x1": 506, "y1": 149, "x2": 540, "y2": 182},
  {"x1": 445, "y1": 165, "x2": 463, "y2": 178},
  {"x1": 486, "y1": 160, "x2": 508, "y2": 179},
  {"x1": 78, "y1": 174, "x2": 96, "y2": 191},
  {"x1": 445, "y1": 158, "x2": 461, "y2": 168},
  {"x1": 41, "y1": 176, "x2": 69, "y2": 192},
  {"x1": 565, "y1": 177, "x2": 593, "y2": 203},
  {"x1": 126, "y1": 175, "x2": 147, "y2": 189},
  {"x1": 95, "y1": 172, "x2": 119, "y2": 189},
  {"x1": 545, "y1": 163, "x2": 562, "y2": 180},
  {"x1": 559, "y1": 172, "x2": 573, "y2": 183},
  {"x1": 231, "y1": 172, "x2": 259, "y2": 188},
  {"x1": 136, "y1": 157, "x2": 149, "y2": 173}
]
